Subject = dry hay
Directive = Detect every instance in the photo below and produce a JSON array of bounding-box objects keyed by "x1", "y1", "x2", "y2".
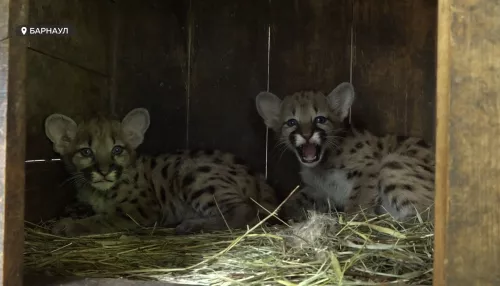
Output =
[{"x1": 24, "y1": 187, "x2": 434, "y2": 286}]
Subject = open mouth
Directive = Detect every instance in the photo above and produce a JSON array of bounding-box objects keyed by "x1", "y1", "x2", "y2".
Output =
[{"x1": 297, "y1": 143, "x2": 321, "y2": 163}]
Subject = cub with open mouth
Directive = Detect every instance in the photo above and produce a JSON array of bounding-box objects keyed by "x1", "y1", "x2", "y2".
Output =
[
  {"x1": 256, "y1": 83, "x2": 351, "y2": 169},
  {"x1": 254, "y1": 82, "x2": 353, "y2": 219},
  {"x1": 255, "y1": 82, "x2": 435, "y2": 224}
]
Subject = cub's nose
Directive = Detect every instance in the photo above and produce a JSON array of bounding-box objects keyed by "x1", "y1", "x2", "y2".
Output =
[
  {"x1": 302, "y1": 133, "x2": 312, "y2": 140},
  {"x1": 97, "y1": 164, "x2": 116, "y2": 176}
]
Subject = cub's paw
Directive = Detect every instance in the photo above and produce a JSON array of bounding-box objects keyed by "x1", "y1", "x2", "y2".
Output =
[
  {"x1": 175, "y1": 219, "x2": 204, "y2": 235},
  {"x1": 62, "y1": 202, "x2": 95, "y2": 219},
  {"x1": 51, "y1": 217, "x2": 92, "y2": 237}
]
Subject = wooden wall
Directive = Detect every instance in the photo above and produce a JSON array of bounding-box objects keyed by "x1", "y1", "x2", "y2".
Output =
[
  {"x1": 13, "y1": 0, "x2": 500, "y2": 285},
  {"x1": 351, "y1": 0, "x2": 436, "y2": 143},
  {"x1": 112, "y1": 0, "x2": 187, "y2": 155},
  {"x1": 24, "y1": 0, "x2": 112, "y2": 221},
  {"x1": 187, "y1": 0, "x2": 269, "y2": 172},
  {"x1": 23, "y1": 0, "x2": 437, "y2": 218}
]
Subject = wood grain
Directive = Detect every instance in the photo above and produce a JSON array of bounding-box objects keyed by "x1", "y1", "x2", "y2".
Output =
[
  {"x1": 28, "y1": 0, "x2": 111, "y2": 75},
  {"x1": 2, "y1": 0, "x2": 29, "y2": 284},
  {"x1": 0, "y1": 0, "x2": 7, "y2": 40},
  {"x1": 433, "y1": 0, "x2": 450, "y2": 284},
  {"x1": 113, "y1": 0, "x2": 188, "y2": 155},
  {"x1": 435, "y1": 0, "x2": 500, "y2": 284},
  {"x1": 352, "y1": 0, "x2": 436, "y2": 142},
  {"x1": 188, "y1": 0, "x2": 269, "y2": 172}
]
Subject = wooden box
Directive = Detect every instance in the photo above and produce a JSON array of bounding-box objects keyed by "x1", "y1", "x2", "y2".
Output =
[{"x1": 1, "y1": 0, "x2": 498, "y2": 285}]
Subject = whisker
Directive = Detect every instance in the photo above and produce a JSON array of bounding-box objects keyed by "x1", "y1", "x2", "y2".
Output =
[
  {"x1": 277, "y1": 147, "x2": 290, "y2": 163},
  {"x1": 271, "y1": 142, "x2": 287, "y2": 151},
  {"x1": 60, "y1": 172, "x2": 85, "y2": 188},
  {"x1": 270, "y1": 143, "x2": 289, "y2": 157},
  {"x1": 271, "y1": 138, "x2": 287, "y2": 149}
]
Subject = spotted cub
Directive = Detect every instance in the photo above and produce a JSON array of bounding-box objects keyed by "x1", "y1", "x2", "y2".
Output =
[
  {"x1": 45, "y1": 108, "x2": 277, "y2": 237},
  {"x1": 255, "y1": 82, "x2": 434, "y2": 221}
]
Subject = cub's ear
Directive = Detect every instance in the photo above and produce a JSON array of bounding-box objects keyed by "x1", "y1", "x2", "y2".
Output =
[
  {"x1": 44, "y1": 113, "x2": 78, "y2": 155},
  {"x1": 121, "y1": 108, "x2": 150, "y2": 149},
  {"x1": 255, "y1": 91, "x2": 282, "y2": 130},
  {"x1": 327, "y1": 82, "x2": 355, "y2": 121}
]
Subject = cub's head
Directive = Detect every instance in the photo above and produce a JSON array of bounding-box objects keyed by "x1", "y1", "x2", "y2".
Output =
[
  {"x1": 255, "y1": 82, "x2": 355, "y2": 168},
  {"x1": 44, "y1": 108, "x2": 150, "y2": 191}
]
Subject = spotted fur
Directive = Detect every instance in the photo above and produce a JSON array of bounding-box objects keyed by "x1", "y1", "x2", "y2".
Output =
[
  {"x1": 255, "y1": 82, "x2": 435, "y2": 222},
  {"x1": 45, "y1": 108, "x2": 277, "y2": 237}
]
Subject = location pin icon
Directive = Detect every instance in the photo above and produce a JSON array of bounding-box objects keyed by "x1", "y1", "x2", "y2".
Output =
[{"x1": 21, "y1": 27, "x2": 27, "y2": 35}]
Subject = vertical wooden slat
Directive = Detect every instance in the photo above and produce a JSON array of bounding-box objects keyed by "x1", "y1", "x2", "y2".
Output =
[
  {"x1": 352, "y1": 0, "x2": 436, "y2": 142},
  {"x1": 113, "y1": 0, "x2": 188, "y2": 155},
  {"x1": 188, "y1": 0, "x2": 269, "y2": 172},
  {"x1": 433, "y1": 0, "x2": 450, "y2": 284},
  {"x1": 4, "y1": 38, "x2": 26, "y2": 285},
  {"x1": 268, "y1": 0, "x2": 352, "y2": 195},
  {"x1": 0, "y1": 0, "x2": 7, "y2": 40},
  {"x1": 435, "y1": 0, "x2": 500, "y2": 285},
  {"x1": 3, "y1": 0, "x2": 29, "y2": 284}
]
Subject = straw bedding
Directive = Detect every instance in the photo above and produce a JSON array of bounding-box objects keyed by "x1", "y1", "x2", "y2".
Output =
[{"x1": 24, "y1": 187, "x2": 434, "y2": 286}]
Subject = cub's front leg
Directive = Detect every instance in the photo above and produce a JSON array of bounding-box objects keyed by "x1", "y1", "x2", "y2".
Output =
[
  {"x1": 52, "y1": 199, "x2": 161, "y2": 237},
  {"x1": 280, "y1": 186, "x2": 332, "y2": 222},
  {"x1": 51, "y1": 214, "x2": 136, "y2": 237},
  {"x1": 60, "y1": 200, "x2": 95, "y2": 219}
]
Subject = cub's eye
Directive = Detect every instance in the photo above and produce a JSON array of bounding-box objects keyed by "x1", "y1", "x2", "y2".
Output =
[
  {"x1": 112, "y1": 146, "x2": 124, "y2": 155},
  {"x1": 286, "y1": 119, "x2": 298, "y2": 127},
  {"x1": 314, "y1": 116, "x2": 327, "y2": 124},
  {"x1": 79, "y1": 148, "x2": 93, "y2": 157}
]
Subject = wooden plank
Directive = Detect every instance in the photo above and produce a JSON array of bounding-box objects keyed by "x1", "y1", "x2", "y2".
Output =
[
  {"x1": 0, "y1": 0, "x2": 7, "y2": 40},
  {"x1": 268, "y1": 0, "x2": 352, "y2": 195},
  {"x1": 352, "y1": 0, "x2": 436, "y2": 142},
  {"x1": 25, "y1": 50, "x2": 109, "y2": 160},
  {"x1": 188, "y1": 0, "x2": 269, "y2": 171},
  {"x1": 2, "y1": 9, "x2": 28, "y2": 286},
  {"x1": 433, "y1": 0, "x2": 450, "y2": 284},
  {"x1": 113, "y1": 0, "x2": 188, "y2": 154},
  {"x1": 2, "y1": 38, "x2": 25, "y2": 286},
  {"x1": 435, "y1": 0, "x2": 500, "y2": 285},
  {"x1": 2, "y1": 1, "x2": 29, "y2": 284},
  {"x1": 0, "y1": 38, "x2": 15, "y2": 286},
  {"x1": 28, "y1": 0, "x2": 111, "y2": 74}
]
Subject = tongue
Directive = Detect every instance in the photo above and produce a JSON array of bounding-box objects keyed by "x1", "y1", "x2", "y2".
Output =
[{"x1": 302, "y1": 144, "x2": 317, "y2": 159}]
